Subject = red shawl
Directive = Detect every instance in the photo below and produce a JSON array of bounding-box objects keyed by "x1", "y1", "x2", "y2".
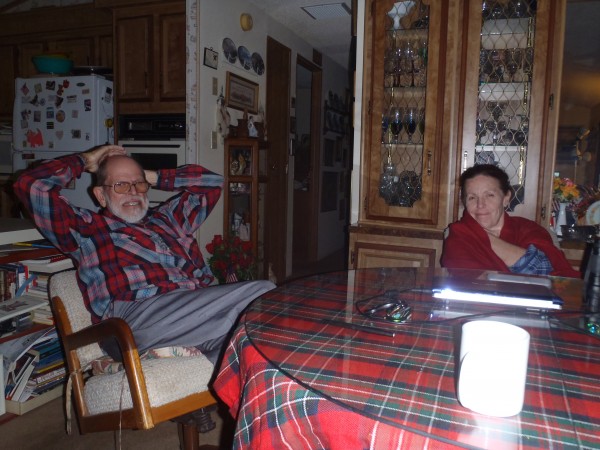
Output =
[{"x1": 441, "y1": 211, "x2": 580, "y2": 278}]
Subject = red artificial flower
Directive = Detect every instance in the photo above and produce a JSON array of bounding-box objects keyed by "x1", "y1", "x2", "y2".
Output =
[{"x1": 206, "y1": 234, "x2": 257, "y2": 284}]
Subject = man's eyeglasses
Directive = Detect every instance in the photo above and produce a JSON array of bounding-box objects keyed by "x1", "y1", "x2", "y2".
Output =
[
  {"x1": 103, "y1": 181, "x2": 150, "y2": 194},
  {"x1": 355, "y1": 289, "x2": 413, "y2": 323}
]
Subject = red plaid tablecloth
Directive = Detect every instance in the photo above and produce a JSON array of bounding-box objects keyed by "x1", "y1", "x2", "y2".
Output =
[{"x1": 214, "y1": 269, "x2": 600, "y2": 449}]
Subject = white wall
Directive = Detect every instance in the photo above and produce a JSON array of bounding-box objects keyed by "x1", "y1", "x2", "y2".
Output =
[{"x1": 195, "y1": 0, "x2": 349, "y2": 274}]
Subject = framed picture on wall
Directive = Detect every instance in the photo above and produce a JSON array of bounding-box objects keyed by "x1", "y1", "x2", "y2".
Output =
[{"x1": 226, "y1": 72, "x2": 259, "y2": 113}]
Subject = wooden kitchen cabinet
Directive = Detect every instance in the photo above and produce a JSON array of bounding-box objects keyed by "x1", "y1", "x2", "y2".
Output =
[
  {"x1": 113, "y1": 1, "x2": 185, "y2": 115},
  {"x1": 0, "y1": 4, "x2": 112, "y2": 120},
  {"x1": 350, "y1": 0, "x2": 564, "y2": 270}
]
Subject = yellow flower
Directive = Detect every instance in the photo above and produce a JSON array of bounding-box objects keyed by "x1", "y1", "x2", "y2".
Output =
[{"x1": 553, "y1": 177, "x2": 580, "y2": 202}]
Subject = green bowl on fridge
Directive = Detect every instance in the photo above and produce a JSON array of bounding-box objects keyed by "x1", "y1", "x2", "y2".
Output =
[{"x1": 31, "y1": 55, "x2": 74, "y2": 75}]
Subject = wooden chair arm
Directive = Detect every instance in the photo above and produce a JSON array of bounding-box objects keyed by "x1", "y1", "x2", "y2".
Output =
[
  {"x1": 62, "y1": 317, "x2": 137, "y2": 355},
  {"x1": 61, "y1": 316, "x2": 154, "y2": 427}
]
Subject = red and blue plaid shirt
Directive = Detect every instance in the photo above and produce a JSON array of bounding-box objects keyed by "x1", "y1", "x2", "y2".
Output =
[{"x1": 14, "y1": 154, "x2": 223, "y2": 322}]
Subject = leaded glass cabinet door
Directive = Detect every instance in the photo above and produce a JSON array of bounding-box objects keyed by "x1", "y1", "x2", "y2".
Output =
[
  {"x1": 459, "y1": 0, "x2": 561, "y2": 221},
  {"x1": 364, "y1": 0, "x2": 447, "y2": 224}
]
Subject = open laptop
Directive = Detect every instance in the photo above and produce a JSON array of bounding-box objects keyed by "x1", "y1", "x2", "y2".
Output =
[{"x1": 432, "y1": 273, "x2": 563, "y2": 310}]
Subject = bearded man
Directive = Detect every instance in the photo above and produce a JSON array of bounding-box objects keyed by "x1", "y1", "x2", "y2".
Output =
[{"x1": 14, "y1": 145, "x2": 274, "y2": 365}]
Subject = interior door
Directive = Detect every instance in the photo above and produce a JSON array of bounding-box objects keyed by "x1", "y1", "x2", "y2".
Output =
[
  {"x1": 264, "y1": 37, "x2": 291, "y2": 282},
  {"x1": 292, "y1": 55, "x2": 322, "y2": 268}
]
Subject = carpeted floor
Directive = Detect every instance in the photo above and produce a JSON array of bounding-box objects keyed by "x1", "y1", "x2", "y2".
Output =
[{"x1": 0, "y1": 395, "x2": 235, "y2": 450}]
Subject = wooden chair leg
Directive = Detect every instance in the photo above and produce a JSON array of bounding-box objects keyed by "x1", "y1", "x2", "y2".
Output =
[{"x1": 180, "y1": 422, "x2": 199, "y2": 450}]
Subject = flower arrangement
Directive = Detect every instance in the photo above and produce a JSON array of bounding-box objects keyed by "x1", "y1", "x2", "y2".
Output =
[
  {"x1": 552, "y1": 177, "x2": 580, "y2": 203},
  {"x1": 205, "y1": 234, "x2": 256, "y2": 284}
]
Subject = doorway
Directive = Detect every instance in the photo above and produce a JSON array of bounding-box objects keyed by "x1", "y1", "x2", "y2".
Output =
[{"x1": 292, "y1": 56, "x2": 322, "y2": 271}]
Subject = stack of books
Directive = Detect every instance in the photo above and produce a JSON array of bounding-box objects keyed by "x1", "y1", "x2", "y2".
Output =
[
  {"x1": 0, "y1": 262, "x2": 27, "y2": 301},
  {"x1": 1, "y1": 327, "x2": 66, "y2": 407},
  {"x1": 9, "y1": 253, "x2": 73, "y2": 326}
]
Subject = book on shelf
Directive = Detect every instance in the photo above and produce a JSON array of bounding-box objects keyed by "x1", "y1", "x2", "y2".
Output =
[
  {"x1": 0, "y1": 263, "x2": 28, "y2": 301},
  {"x1": 11, "y1": 239, "x2": 56, "y2": 250},
  {"x1": 20, "y1": 365, "x2": 66, "y2": 402},
  {"x1": 29, "y1": 364, "x2": 65, "y2": 387},
  {"x1": 19, "y1": 254, "x2": 73, "y2": 274},
  {"x1": 5, "y1": 350, "x2": 39, "y2": 401},
  {"x1": 0, "y1": 327, "x2": 57, "y2": 387},
  {"x1": 32, "y1": 355, "x2": 64, "y2": 373},
  {"x1": 0, "y1": 296, "x2": 47, "y2": 324},
  {"x1": 32, "y1": 305, "x2": 54, "y2": 325},
  {"x1": 1, "y1": 327, "x2": 64, "y2": 404}
]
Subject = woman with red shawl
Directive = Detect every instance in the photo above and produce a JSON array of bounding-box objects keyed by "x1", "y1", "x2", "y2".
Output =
[{"x1": 441, "y1": 164, "x2": 580, "y2": 278}]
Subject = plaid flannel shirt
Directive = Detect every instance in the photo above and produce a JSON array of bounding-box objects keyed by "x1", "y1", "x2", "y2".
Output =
[
  {"x1": 510, "y1": 244, "x2": 554, "y2": 275},
  {"x1": 14, "y1": 154, "x2": 223, "y2": 322}
]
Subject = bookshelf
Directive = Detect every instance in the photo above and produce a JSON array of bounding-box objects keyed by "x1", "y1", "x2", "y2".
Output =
[{"x1": 0, "y1": 220, "x2": 67, "y2": 416}]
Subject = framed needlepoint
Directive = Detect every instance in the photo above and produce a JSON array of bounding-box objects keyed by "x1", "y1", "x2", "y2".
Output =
[{"x1": 226, "y1": 72, "x2": 259, "y2": 114}]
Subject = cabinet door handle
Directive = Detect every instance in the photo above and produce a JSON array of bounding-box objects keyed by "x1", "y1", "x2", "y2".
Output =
[{"x1": 426, "y1": 150, "x2": 432, "y2": 176}]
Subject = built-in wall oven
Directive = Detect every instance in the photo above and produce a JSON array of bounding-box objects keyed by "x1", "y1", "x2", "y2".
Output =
[{"x1": 118, "y1": 114, "x2": 191, "y2": 205}]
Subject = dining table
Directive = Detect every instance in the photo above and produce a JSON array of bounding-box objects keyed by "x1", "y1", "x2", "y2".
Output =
[{"x1": 213, "y1": 268, "x2": 600, "y2": 449}]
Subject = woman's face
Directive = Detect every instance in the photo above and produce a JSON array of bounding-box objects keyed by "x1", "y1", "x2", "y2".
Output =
[{"x1": 463, "y1": 174, "x2": 511, "y2": 232}]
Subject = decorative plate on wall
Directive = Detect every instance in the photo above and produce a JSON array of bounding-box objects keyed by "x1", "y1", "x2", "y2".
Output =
[
  {"x1": 223, "y1": 38, "x2": 237, "y2": 63},
  {"x1": 238, "y1": 46, "x2": 252, "y2": 70},
  {"x1": 252, "y1": 52, "x2": 265, "y2": 75}
]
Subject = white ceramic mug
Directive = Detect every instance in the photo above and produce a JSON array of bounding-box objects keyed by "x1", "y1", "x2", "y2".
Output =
[{"x1": 457, "y1": 320, "x2": 530, "y2": 417}]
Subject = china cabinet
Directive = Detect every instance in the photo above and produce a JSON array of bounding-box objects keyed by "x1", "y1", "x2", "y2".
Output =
[
  {"x1": 457, "y1": 0, "x2": 563, "y2": 223},
  {"x1": 224, "y1": 138, "x2": 261, "y2": 261},
  {"x1": 350, "y1": 0, "x2": 564, "y2": 270},
  {"x1": 362, "y1": 0, "x2": 449, "y2": 224},
  {"x1": 350, "y1": 0, "x2": 454, "y2": 270}
]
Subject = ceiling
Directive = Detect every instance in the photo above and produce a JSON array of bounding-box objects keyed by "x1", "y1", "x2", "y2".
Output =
[
  {"x1": 248, "y1": 0, "x2": 600, "y2": 110},
  {"x1": 244, "y1": 0, "x2": 353, "y2": 70}
]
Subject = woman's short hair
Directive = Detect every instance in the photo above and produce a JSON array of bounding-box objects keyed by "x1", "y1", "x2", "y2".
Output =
[{"x1": 459, "y1": 164, "x2": 511, "y2": 201}]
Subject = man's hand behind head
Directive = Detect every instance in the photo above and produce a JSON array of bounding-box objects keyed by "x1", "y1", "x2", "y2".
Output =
[{"x1": 83, "y1": 145, "x2": 126, "y2": 173}]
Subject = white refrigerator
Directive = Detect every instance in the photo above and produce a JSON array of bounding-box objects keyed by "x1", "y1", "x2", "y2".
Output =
[{"x1": 12, "y1": 74, "x2": 114, "y2": 210}]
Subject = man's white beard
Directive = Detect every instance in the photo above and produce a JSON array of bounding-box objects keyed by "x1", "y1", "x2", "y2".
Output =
[{"x1": 105, "y1": 195, "x2": 149, "y2": 223}]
